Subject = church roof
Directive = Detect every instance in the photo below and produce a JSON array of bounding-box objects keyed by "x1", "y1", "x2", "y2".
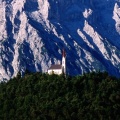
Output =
[
  {"x1": 48, "y1": 64, "x2": 62, "y2": 70},
  {"x1": 62, "y1": 49, "x2": 66, "y2": 57}
]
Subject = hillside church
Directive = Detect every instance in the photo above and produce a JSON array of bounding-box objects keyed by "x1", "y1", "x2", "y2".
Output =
[{"x1": 48, "y1": 49, "x2": 66, "y2": 75}]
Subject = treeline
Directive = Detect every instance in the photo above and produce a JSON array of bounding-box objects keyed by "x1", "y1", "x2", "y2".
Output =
[{"x1": 0, "y1": 72, "x2": 120, "y2": 120}]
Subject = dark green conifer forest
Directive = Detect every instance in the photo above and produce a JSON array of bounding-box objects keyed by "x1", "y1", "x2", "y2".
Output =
[{"x1": 0, "y1": 72, "x2": 120, "y2": 120}]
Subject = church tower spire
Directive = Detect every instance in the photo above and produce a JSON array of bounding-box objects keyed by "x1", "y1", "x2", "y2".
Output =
[{"x1": 62, "y1": 49, "x2": 66, "y2": 74}]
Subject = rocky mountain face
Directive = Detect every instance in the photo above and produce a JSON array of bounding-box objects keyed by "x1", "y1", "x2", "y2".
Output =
[{"x1": 0, "y1": 0, "x2": 120, "y2": 81}]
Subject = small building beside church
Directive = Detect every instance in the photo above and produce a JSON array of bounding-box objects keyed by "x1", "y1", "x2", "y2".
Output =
[{"x1": 48, "y1": 49, "x2": 66, "y2": 75}]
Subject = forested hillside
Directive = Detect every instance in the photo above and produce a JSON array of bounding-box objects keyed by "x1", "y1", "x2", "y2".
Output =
[{"x1": 0, "y1": 72, "x2": 120, "y2": 120}]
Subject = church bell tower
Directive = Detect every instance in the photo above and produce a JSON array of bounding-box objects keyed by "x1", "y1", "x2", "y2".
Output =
[{"x1": 62, "y1": 49, "x2": 66, "y2": 74}]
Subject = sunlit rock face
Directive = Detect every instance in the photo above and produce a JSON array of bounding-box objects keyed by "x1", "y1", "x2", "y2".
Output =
[{"x1": 0, "y1": 0, "x2": 120, "y2": 81}]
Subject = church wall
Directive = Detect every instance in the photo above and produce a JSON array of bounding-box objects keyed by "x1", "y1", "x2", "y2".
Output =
[{"x1": 48, "y1": 69, "x2": 62, "y2": 75}]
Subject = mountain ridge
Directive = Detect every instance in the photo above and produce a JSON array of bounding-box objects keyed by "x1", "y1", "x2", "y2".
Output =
[{"x1": 0, "y1": 0, "x2": 120, "y2": 81}]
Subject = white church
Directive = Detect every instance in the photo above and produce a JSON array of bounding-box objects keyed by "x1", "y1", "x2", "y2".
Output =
[{"x1": 48, "y1": 49, "x2": 66, "y2": 75}]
